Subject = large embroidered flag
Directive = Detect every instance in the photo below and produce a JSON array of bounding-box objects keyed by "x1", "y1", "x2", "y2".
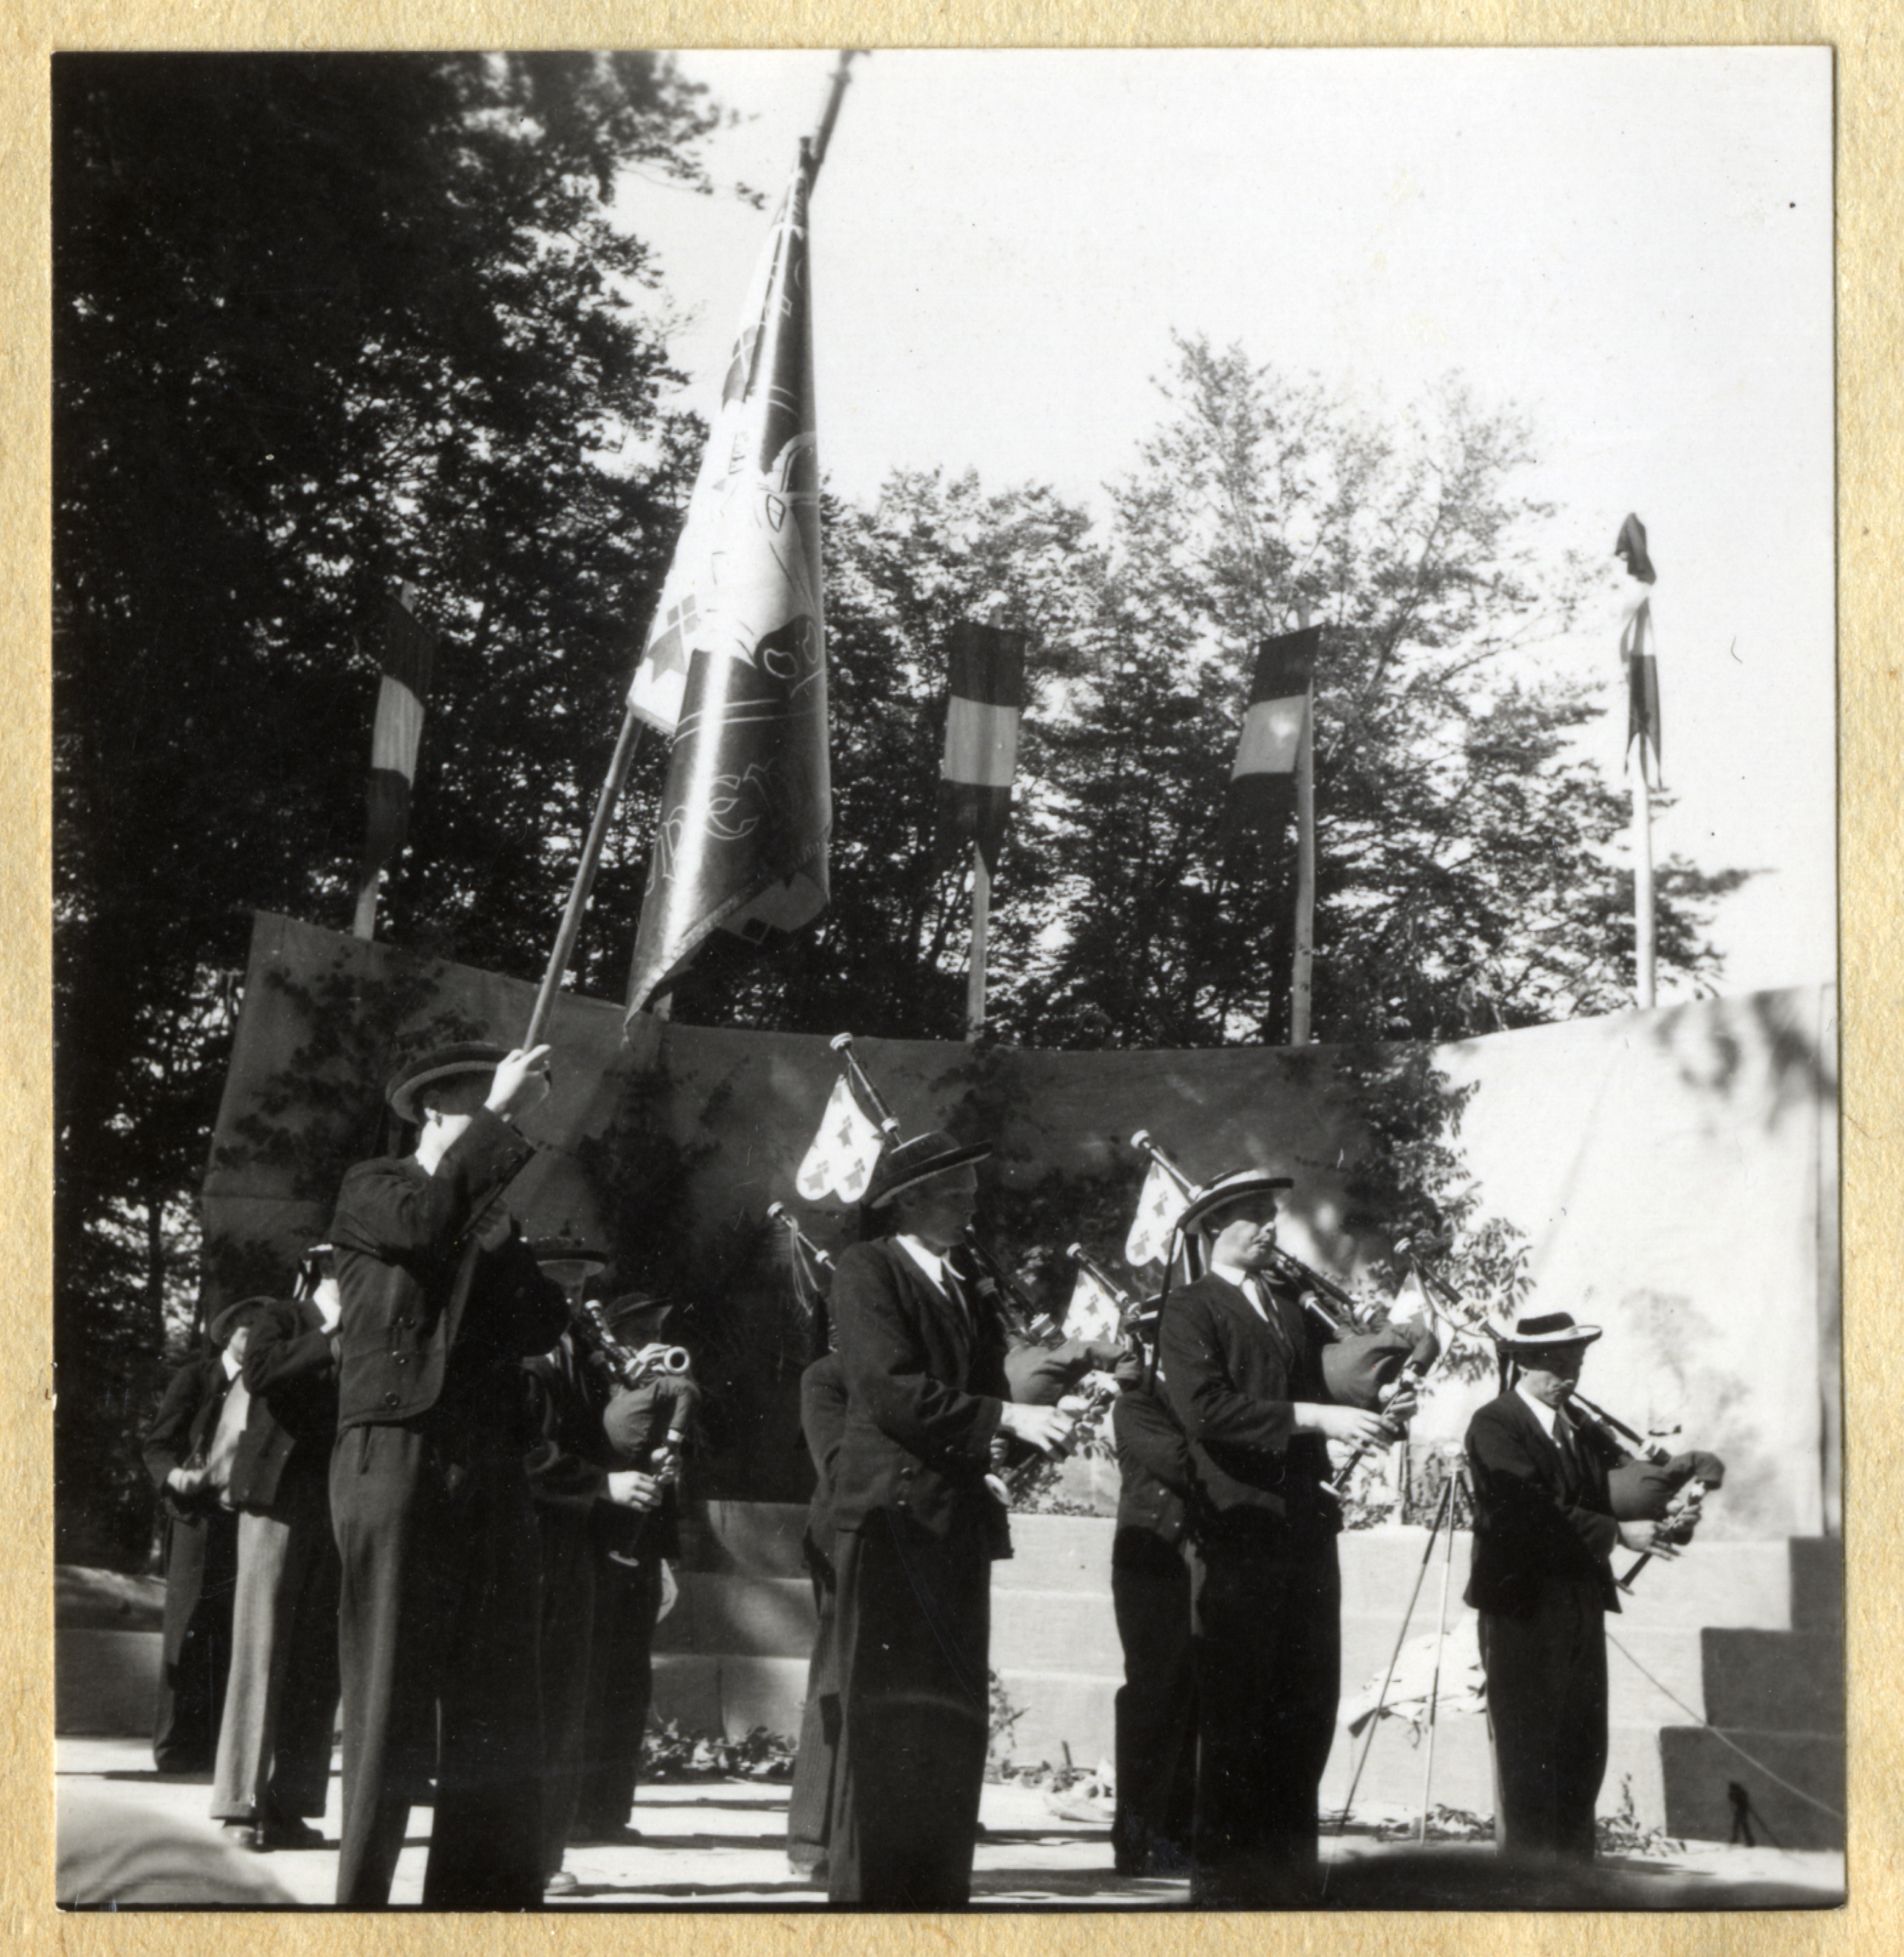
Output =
[
  {"x1": 1125, "y1": 1159, "x2": 1192, "y2": 1270},
  {"x1": 938, "y1": 622, "x2": 1028, "y2": 874},
  {"x1": 362, "y1": 588, "x2": 437, "y2": 878},
  {"x1": 1223, "y1": 626, "x2": 1319, "y2": 859},
  {"x1": 1615, "y1": 513, "x2": 1661, "y2": 785},
  {"x1": 795, "y1": 1073, "x2": 887, "y2": 1204},
  {"x1": 626, "y1": 160, "x2": 830, "y2": 1016}
]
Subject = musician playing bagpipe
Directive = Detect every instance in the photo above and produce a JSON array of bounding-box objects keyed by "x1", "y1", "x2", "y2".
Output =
[
  {"x1": 1463, "y1": 1312, "x2": 1715, "y2": 1863},
  {"x1": 574, "y1": 1293, "x2": 700, "y2": 1849},
  {"x1": 824, "y1": 1128, "x2": 1078, "y2": 1908},
  {"x1": 1155, "y1": 1167, "x2": 1419, "y2": 1907}
]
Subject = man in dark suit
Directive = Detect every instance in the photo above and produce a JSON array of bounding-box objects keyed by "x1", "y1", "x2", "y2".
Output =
[
  {"x1": 141, "y1": 1300, "x2": 253, "y2": 1774},
  {"x1": 209, "y1": 1248, "x2": 343, "y2": 1848},
  {"x1": 1156, "y1": 1169, "x2": 1395, "y2": 1906},
  {"x1": 1108, "y1": 1355, "x2": 1198, "y2": 1877},
  {"x1": 825, "y1": 1130, "x2": 1077, "y2": 1908},
  {"x1": 326, "y1": 1040, "x2": 569, "y2": 1910},
  {"x1": 1464, "y1": 1312, "x2": 1674, "y2": 1862}
]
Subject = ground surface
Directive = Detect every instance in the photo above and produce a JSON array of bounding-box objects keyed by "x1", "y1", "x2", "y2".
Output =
[{"x1": 54, "y1": 1736, "x2": 1845, "y2": 1913}]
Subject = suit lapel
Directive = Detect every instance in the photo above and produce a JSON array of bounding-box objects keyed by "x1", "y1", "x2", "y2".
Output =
[{"x1": 1507, "y1": 1390, "x2": 1567, "y2": 1487}]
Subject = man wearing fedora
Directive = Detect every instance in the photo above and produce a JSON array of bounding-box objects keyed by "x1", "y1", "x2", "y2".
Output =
[
  {"x1": 824, "y1": 1129, "x2": 1077, "y2": 1907},
  {"x1": 1464, "y1": 1312, "x2": 1674, "y2": 1863},
  {"x1": 209, "y1": 1247, "x2": 343, "y2": 1849},
  {"x1": 326, "y1": 1041, "x2": 569, "y2": 1908},
  {"x1": 1156, "y1": 1169, "x2": 1396, "y2": 1906}
]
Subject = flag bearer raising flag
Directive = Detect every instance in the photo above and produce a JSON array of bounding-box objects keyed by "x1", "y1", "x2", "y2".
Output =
[{"x1": 625, "y1": 155, "x2": 831, "y2": 1019}]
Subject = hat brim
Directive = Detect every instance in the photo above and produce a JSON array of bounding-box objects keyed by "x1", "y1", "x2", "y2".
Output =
[
  {"x1": 866, "y1": 1141, "x2": 992, "y2": 1210},
  {"x1": 1503, "y1": 1325, "x2": 1603, "y2": 1351},
  {"x1": 1178, "y1": 1173, "x2": 1295, "y2": 1234},
  {"x1": 388, "y1": 1043, "x2": 513, "y2": 1125},
  {"x1": 208, "y1": 1295, "x2": 275, "y2": 1344}
]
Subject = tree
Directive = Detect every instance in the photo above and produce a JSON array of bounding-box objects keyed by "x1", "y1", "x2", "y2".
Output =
[
  {"x1": 54, "y1": 52, "x2": 725, "y2": 1561},
  {"x1": 1013, "y1": 335, "x2": 1746, "y2": 1051}
]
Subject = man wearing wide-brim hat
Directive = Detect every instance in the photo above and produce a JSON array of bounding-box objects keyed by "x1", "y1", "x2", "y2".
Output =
[
  {"x1": 1464, "y1": 1312, "x2": 1676, "y2": 1863},
  {"x1": 326, "y1": 1039, "x2": 569, "y2": 1908},
  {"x1": 1154, "y1": 1166, "x2": 1397, "y2": 1906},
  {"x1": 823, "y1": 1129, "x2": 1078, "y2": 1906}
]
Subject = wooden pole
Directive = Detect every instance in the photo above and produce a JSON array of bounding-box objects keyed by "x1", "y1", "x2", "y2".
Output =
[
  {"x1": 966, "y1": 848, "x2": 991, "y2": 1041},
  {"x1": 523, "y1": 701, "x2": 645, "y2": 1048},
  {"x1": 1290, "y1": 603, "x2": 1316, "y2": 1045},
  {"x1": 806, "y1": 51, "x2": 861, "y2": 182},
  {"x1": 1633, "y1": 766, "x2": 1656, "y2": 1010}
]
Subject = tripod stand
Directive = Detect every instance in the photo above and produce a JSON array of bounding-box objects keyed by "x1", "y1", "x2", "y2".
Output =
[{"x1": 1330, "y1": 1453, "x2": 1473, "y2": 1850}]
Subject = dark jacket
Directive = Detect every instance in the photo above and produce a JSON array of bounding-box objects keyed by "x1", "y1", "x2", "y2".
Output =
[
  {"x1": 1464, "y1": 1389, "x2": 1627, "y2": 1617},
  {"x1": 328, "y1": 1108, "x2": 568, "y2": 1434},
  {"x1": 1111, "y1": 1384, "x2": 1195, "y2": 1548},
  {"x1": 1157, "y1": 1269, "x2": 1338, "y2": 1539},
  {"x1": 142, "y1": 1351, "x2": 233, "y2": 1514},
  {"x1": 524, "y1": 1334, "x2": 614, "y2": 1515},
  {"x1": 599, "y1": 1373, "x2": 691, "y2": 1562},
  {"x1": 827, "y1": 1238, "x2": 1013, "y2": 1545},
  {"x1": 230, "y1": 1297, "x2": 339, "y2": 1514}
]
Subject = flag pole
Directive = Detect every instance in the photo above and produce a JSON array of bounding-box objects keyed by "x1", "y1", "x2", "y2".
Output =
[
  {"x1": 1290, "y1": 602, "x2": 1316, "y2": 1045},
  {"x1": 1632, "y1": 762, "x2": 1656, "y2": 1010},
  {"x1": 966, "y1": 848, "x2": 991, "y2": 1040},
  {"x1": 524, "y1": 701, "x2": 646, "y2": 1047}
]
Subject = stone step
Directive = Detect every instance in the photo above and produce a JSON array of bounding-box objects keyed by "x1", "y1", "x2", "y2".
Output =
[
  {"x1": 56, "y1": 1629, "x2": 163, "y2": 1738},
  {"x1": 654, "y1": 1573, "x2": 816, "y2": 1659},
  {"x1": 1659, "y1": 1726, "x2": 1844, "y2": 1851},
  {"x1": 1699, "y1": 1629, "x2": 1842, "y2": 1734},
  {"x1": 1788, "y1": 1537, "x2": 1843, "y2": 1634}
]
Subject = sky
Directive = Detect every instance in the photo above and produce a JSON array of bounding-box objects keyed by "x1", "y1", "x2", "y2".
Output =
[{"x1": 616, "y1": 49, "x2": 1835, "y2": 1000}]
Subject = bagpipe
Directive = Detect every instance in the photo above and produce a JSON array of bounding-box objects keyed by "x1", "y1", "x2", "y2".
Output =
[
  {"x1": 572, "y1": 1300, "x2": 697, "y2": 1486},
  {"x1": 1563, "y1": 1388, "x2": 1726, "y2": 1591},
  {"x1": 1129, "y1": 1130, "x2": 1439, "y2": 1428}
]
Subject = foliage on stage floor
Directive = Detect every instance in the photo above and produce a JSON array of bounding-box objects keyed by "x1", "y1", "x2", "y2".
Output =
[{"x1": 640, "y1": 1720, "x2": 798, "y2": 1783}]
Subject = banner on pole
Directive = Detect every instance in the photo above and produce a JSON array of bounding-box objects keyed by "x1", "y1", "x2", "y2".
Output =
[
  {"x1": 937, "y1": 621, "x2": 1027, "y2": 875},
  {"x1": 362, "y1": 588, "x2": 437, "y2": 879},
  {"x1": 1223, "y1": 625, "x2": 1319, "y2": 861},
  {"x1": 626, "y1": 161, "x2": 831, "y2": 1017}
]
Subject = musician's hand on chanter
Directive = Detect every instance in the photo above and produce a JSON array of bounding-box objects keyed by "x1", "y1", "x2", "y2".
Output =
[
  {"x1": 607, "y1": 1470, "x2": 661, "y2": 1513},
  {"x1": 487, "y1": 1044, "x2": 553, "y2": 1120},
  {"x1": 1616, "y1": 1519, "x2": 1678, "y2": 1557},
  {"x1": 999, "y1": 1401, "x2": 1078, "y2": 1456},
  {"x1": 1294, "y1": 1402, "x2": 1391, "y2": 1446}
]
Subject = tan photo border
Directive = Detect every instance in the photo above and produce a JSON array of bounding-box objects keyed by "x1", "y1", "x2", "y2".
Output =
[{"x1": 5, "y1": 4, "x2": 1891, "y2": 1952}]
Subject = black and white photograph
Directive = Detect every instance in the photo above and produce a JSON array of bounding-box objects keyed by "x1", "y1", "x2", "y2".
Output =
[{"x1": 49, "y1": 44, "x2": 1843, "y2": 1914}]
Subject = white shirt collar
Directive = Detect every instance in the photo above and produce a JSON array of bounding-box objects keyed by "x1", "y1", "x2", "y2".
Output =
[
  {"x1": 895, "y1": 1235, "x2": 948, "y2": 1292},
  {"x1": 1211, "y1": 1258, "x2": 1268, "y2": 1319},
  {"x1": 1514, "y1": 1377, "x2": 1559, "y2": 1436},
  {"x1": 222, "y1": 1347, "x2": 244, "y2": 1382}
]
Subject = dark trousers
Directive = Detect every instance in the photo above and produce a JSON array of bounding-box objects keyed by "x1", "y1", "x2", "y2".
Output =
[
  {"x1": 786, "y1": 1536, "x2": 839, "y2": 1871},
  {"x1": 535, "y1": 1506, "x2": 596, "y2": 1875},
  {"x1": 211, "y1": 1475, "x2": 340, "y2": 1821},
  {"x1": 1478, "y1": 1581, "x2": 1609, "y2": 1861},
  {"x1": 329, "y1": 1421, "x2": 546, "y2": 1910},
  {"x1": 1111, "y1": 1530, "x2": 1197, "y2": 1873},
  {"x1": 575, "y1": 1550, "x2": 663, "y2": 1834},
  {"x1": 828, "y1": 1510, "x2": 991, "y2": 1908},
  {"x1": 152, "y1": 1509, "x2": 237, "y2": 1774},
  {"x1": 1190, "y1": 1525, "x2": 1340, "y2": 1907}
]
